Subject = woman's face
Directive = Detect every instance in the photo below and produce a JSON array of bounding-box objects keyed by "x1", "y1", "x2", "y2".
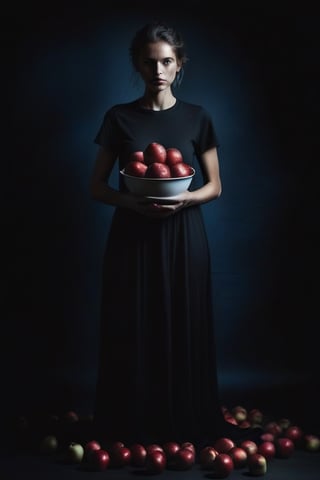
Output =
[{"x1": 136, "y1": 41, "x2": 181, "y2": 93}]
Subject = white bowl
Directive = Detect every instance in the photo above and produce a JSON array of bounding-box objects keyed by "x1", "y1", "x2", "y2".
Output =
[{"x1": 120, "y1": 167, "x2": 195, "y2": 198}]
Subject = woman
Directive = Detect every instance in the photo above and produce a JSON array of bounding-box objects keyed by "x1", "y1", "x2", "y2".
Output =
[{"x1": 90, "y1": 20, "x2": 244, "y2": 447}]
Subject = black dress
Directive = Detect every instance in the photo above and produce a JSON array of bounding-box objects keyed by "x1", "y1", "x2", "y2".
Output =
[{"x1": 93, "y1": 99, "x2": 226, "y2": 446}]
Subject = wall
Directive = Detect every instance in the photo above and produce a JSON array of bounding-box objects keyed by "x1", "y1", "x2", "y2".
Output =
[{"x1": 3, "y1": 5, "x2": 319, "y2": 420}]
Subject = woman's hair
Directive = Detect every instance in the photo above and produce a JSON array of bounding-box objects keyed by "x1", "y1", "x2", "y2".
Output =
[{"x1": 129, "y1": 21, "x2": 188, "y2": 88}]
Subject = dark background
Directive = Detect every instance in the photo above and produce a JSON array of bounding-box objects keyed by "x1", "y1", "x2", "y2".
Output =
[{"x1": 3, "y1": 3, "x2": 319, "y2": 431}]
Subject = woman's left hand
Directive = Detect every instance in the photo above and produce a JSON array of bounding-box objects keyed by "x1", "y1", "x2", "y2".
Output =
[{"x1": 139, "y1": 191, "x2": 191, "y2": 217}]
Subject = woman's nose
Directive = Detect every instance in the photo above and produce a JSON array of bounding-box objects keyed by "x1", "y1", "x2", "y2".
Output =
[{"x1": 154, "y1": 62, "x2": 162, "y2": 75}]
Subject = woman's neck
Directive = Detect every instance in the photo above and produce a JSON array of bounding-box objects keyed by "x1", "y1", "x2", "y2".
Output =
[{"x1": 139, "y1": 91, "x2": 176, "y2": 111}]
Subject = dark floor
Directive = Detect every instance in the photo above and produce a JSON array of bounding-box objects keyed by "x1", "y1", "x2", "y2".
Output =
[
  {"x1": 1, "y1": 444, "x2": 319, "y2": 480},
  {"x1": 1, "y1": 380, "x2": 319, "y2": 479}
]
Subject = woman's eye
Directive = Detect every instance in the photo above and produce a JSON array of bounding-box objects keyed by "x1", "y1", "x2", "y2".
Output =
[{"x1": 143, "y1": 58, "x2": 173, "y2": 67}]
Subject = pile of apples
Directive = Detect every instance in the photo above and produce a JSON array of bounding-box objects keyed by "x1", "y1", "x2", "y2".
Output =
[
  {"x1": 12, "y1": 405, "x2": 320, "y2": 477},
  {"x1": 124, "y1": 142, "x2": 193, "y2": 178}
]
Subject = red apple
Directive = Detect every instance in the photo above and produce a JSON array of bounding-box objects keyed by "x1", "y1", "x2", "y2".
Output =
[
  {"x1": 239, "y1": 420, "x2": 251, "y2": 429},
  {"x1": 264, "y1": 421, "x2": 282, "y2": 437},
  {"x1": 239, "y1": 439, "x2": 258, "y2": 456},
  {"x1": 180, "y1": 441, "x2": 196, "y2": 454},
  {"x1": 284, "y1": 425, "x2": 303, "y2": 445},
  {"x1": 124, "y1": 160, "x2": 148, "y2": 177},
  {"x1": 199, "y1": 446, "x2": 218, "y2": 469},
  {"x1": 112, "y1": 446, "x2": 131, "y2": 467},
  {"x1": 213, "y1": 453, "x2": 234, "y2": 478},
  {"x1": 145, "y1": 449, "x2": 166, "y2": 474},
  {"x1": 110, "y1": 440, "x2": 125, "y2": 451},
  {"x1": 304, "y1": 434, "x2": 320, "y2": 452},
  {"x1": 146, "y1": 443, "x2": 164, "y2": 455},
  {"x1": 83, "y1": 440, "x2": 101, "y2": 462},
  {"x1": 225, "y1": 417, "x2": 238, "y2": 426},
  {"x1": 173, "y1": 447, "x2": 195, "y2": 470},
  {"x1": 145, "y1": 162, "x2": 171, "y2": 178},
  {"x1": 228, "y1": 446, "x2": 248, "y2": 468},
  {"x1": 144, "y1": 142, "x2": 167, "y2": 165},
  {"x1": 275, "y1": 437, "x2": 295, "y2": 458},
  {"x1": 128, "y1": 150, "x2": 145, "y2": 163},
  {"x1": 130, "y1": 443, "x2": 147, "y2": 467},
  {"x1": 247, "y1": 452, "x2": 267, "y2": 475},
  {"x1": 213, "y1": 437, "x2": 235, "y2": 453},
  {"x1": 232, "y1": 405, "x2": 247, "y2": 423},
  {"x1": 89, "y1": 449, "x2": 110, "y2": 471},
  {"x1": 257, "y1": 441, "x2": 276, "y2": 460},
  {"x1": 259, "y1": 432, "x2": 275, "y2": 443},
  {"x1": 108, "y1": 441, "x2": 125, "y2": 461},
  {"x1": 162, "y1": 441, "x2": 180, "y2": 459},
  {"x1": 170, "y1": 162, "x2": 193, "y2": 178},
  {"x1": 224, "y1": 413, "x2": 238, "y2": 425},
  {"x1": 63, "y1": 410, "x2": 79, "y2": 423},
  {"x1": 165, "y1": 147, "x2": 183, "y2": 165}
]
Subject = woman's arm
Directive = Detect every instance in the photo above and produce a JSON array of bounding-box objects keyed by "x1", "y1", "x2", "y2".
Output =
[
  {"x1": 89, "y1": 146, "x2": 178, "y2": 216},
  {"x1": 188, "y1": 146, "x2": 222, "y2": 203},
  {"x1": 90, "y1": 146, "x2": 148, "y2": 211},
  {"x1": 90, "y1": 146, "x2": 128, "y2": 207},
  {"x1": 158, "y1": 146, "x2": 222, "y2": 210},
  {"x1": 90, "y1": 145, "x2": 222, "y2": 215}
]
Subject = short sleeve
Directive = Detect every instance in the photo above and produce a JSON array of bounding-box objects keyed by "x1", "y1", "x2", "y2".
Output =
[
  {"x1": 94, "y1": 107, "x2": 120, "y2": 152},
  {"x1": 196, "y1": 108, "x2": 220, "y2": 155}
]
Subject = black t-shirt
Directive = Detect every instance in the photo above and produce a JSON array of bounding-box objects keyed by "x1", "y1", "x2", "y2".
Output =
[{"x1": 94, "y1": 98, "x2": 219, "y2": 190}]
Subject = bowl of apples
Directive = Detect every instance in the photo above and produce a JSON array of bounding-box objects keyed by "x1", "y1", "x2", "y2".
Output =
[{"x1": 120, "y1": 142, "x2": 195, "y2": 198}]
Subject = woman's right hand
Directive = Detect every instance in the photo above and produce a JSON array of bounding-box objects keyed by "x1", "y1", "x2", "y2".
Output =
[{"x1": 125, "y1": 193, "x2": 184, "y2": 218}]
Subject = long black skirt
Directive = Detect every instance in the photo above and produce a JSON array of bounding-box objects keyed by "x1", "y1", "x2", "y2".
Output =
[{"x1": 93, "y1": 205, "x2": 225, "y2": 446}]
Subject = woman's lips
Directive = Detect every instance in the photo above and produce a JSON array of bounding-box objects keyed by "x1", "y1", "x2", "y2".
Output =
[{"x1": 152, "y1": 79, "x2": 166, "y2": 85}]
